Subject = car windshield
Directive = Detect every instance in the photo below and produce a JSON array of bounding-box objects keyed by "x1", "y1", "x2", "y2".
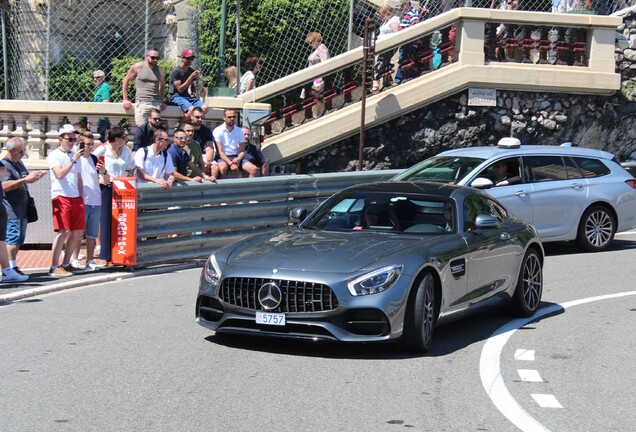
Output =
[
  {"x1": 393, "y1": 156, "x2": 485, "y2": 184},
  {"x1": 301, "y1": 190, "x2": 455, "y2": 234}
]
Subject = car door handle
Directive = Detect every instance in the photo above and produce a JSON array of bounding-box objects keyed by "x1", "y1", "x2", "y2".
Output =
[
  {"x1": 570, "y1": 183, "x2": 584, "y2": 190},
  {"x1": 515, "y1": 190, "x2": 529, "y2": 197},
  {"x1": 500, "y1": 232, "x2": 510, "y2": 240}
]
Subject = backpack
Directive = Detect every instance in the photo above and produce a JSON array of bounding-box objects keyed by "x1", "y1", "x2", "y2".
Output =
[{"x1": 143, "y1": 146, "x2": 168, "y2": 170}]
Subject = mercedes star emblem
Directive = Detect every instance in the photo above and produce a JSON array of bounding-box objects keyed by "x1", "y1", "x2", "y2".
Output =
[{"x1": 258, "y1": 282, "x2": 283, "y2": 310}]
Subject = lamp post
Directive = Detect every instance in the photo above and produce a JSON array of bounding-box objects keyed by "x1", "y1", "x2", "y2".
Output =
[{"x1": 210, "y1": 0, "x2": 235, "y2": 96}]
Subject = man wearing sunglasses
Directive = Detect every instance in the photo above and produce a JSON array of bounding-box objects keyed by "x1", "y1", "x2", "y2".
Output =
[
  {"x1": 133, "y1": 108, "x2": 164, "y2": 152},
  {"x1": 169, "y1": 49, "x2": 209, "y2": 122},
  {"x1": 122, "y1": 47, "x2": 166, "y2": 126},
  {"x1": 167, "y1": 128, "x2": 214, "y2": 183},
  {"x1": 1, "y1": 138, "x2": 46, "y2": 278},
  {"x1": 47, "y1": 124, "x2": 86, "y2": 277}
]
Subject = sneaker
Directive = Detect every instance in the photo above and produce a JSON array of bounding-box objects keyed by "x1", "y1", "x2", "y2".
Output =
[
  {"x1": 12, "y1": 267, "x2": 26, "y2": 276},
  {"x1": 77, "y1": 253, "x2": 86, "y2": 260},
  {"x1": 85, "y1": 260, "x2": 102, "y2": 271},
  {"x1": 49, "y1": 266, "x2": 72, "y2": 277},
  {"x1": 94, "y1": 245, "x2": 101, "y2": 255},
  {"x1": 62, "y1": 264, "x2": 84, "y2": 273},
  {"x1": 71, "y1": 259, "x2": 84, "y2": 269},
  {"x1": 2, "y1": 268, "x2": 29, "y2": 283}
]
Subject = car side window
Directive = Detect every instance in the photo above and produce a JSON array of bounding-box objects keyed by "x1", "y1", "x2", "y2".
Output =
[
  {"x1": 564, "y1": 157, "x2": 584, "y2": 179},
  {"x1": 572, "y1": 157, "x2": 611, "y2": 178},
  {"x1": 488, "y1": 198, "x2": 507, "y2": 222},
  {"x1": 476, "y1": 157, "x2": 523, "y2": 186},
  {"x1": 463, "y1": 195, "x2": 495, "y2": 232},
  {"x1": 523, "y1": 156, "x2": 568, "y2": 182}
]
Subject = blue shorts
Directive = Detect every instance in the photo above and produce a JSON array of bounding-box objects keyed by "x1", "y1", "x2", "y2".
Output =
[
  {"x1": 84, "y1": 205, "x2": 101, "y2": 239},
  {"x1": 171, "y1": 95, "x2": 204, "y2": 113},
  {"x1": 6, "y1": 218, "x2": 27, "y2": 245}
]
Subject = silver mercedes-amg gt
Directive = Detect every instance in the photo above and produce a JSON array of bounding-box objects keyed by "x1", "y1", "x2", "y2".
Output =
[{"x1": 196, "y1": 181, "x2": 544, "y2": 353}]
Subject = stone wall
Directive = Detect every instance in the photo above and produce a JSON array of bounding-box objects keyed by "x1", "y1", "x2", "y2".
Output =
[{"x1": 295, "y1": 9, "x2": 636, "y2": 174}]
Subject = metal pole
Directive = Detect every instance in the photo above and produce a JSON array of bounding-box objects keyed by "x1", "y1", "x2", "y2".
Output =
[
  {"x1": 45, "y1": 1, "x2": 50, "y2": 100},
  {"x1": 144, "y1": 0, "x2": 149, "y2": 53},
  {"x1": 1, "y1": 7, "x2": 8, "y2": 98},
  {"x1": 347, "y1": 0, "x2": 354, "y2": 51},
  {"x1": 359, "y1": 18, "x2": 373, "y2": 171},
  {"x1": 235, "y1": 0, "x2": 240, "y2": 97},
  {"x1": 216, "y1": 0, "x2": 228, "y2": 87}
]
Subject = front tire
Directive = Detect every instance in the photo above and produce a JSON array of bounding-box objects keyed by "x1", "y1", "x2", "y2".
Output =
[
  {"x1": 576, "y1": 205, "x2": 615, "y2": 252},
  {"x1": 509, "y1": 249, "x2": 543, "y2": 317},
  {"x1": 399, "y1": 273, "x2": 436, "y2": 353}
]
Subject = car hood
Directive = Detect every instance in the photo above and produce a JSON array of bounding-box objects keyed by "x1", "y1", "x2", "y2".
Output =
[{"x1": 225, "y1": 229, "x2": 424, "y2": 273}]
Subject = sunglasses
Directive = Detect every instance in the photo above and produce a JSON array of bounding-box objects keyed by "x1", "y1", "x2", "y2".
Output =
[
  {"x1": 226, "y1": 116, "x2": 236, "y2": 119},
  {"x1": 176, "y1": 137, "x2": 188, "y2": 141},
  {"x1": 184, "y1": 56, "x2": 196, "y2": 60},
  {"x1": 62, "y1": 136, "x2": 77, "y2": 142},
  {"x1": 150, "y1": 117, "x2": 163, "y2": 122},
  {"x1": 193, "y1": 116, "x2": 203, "y2": 119},
  {"x1": 148, "y1": 55, "x2": 160, "y2": 60}
]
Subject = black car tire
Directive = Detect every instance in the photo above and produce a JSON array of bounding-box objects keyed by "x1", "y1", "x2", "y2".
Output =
[
  {"x1": 508, "y1": 248, "x2": 543, "y2": 317},
  {"x1": 400, "y1": 273, "x2": 436, "y2": 353},
  {"x1": 576, "y1": 205, "x2": 615, "y2": 252}
]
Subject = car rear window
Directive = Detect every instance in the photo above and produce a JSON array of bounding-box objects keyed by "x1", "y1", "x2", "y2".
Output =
[{"x1": 572, "y1": 157, "x2": 611, "y2": 178}]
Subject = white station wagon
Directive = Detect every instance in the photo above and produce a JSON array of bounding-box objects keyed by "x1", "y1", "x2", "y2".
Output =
[{"x1": 393, "y1": 139, "x2": 636, "y2": 251}]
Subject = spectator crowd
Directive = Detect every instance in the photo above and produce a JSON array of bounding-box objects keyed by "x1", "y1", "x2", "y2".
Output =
[{"x1": 1, "y1": 47, "x2": 269, "y2": 285}]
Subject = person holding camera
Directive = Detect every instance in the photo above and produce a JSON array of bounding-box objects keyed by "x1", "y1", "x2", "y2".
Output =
[
  {"x1": 170, "y1": 49, "x2": 208, "y2": 122},
  {"x1": 47, "y1": 124, "x2": 86, "y2": 277},
  {"x1": 1, "y1": 137, "x2": 46, "y2": 277}
]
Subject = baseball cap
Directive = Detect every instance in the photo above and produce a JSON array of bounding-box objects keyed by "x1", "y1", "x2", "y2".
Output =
[
  {"x1": 58, "y1": 124, "x2": 77, "y2": 136},
  {"x1": 181, "y1": 49, "x2": 196, "y2": 59},
  {"x1": 93, "y1": 69, "x2": 105, "y2": 78}
]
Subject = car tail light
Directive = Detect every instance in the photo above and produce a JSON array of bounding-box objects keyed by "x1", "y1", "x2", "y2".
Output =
[{"x1": 625, "y1": 179, "x2": 636, "y2": 189}]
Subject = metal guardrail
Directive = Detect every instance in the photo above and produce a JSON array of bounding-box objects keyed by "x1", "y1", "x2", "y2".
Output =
[{"x1": 134, "y1": 170, "x2": 401, "y2": 266}]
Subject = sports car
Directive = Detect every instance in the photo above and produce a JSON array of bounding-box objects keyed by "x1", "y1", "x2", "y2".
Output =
[{"x1": 196, "y1": 181, "x2": 544, "y2": 353}]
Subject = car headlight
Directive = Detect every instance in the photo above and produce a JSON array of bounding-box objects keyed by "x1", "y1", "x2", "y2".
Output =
[
  {"x1": 203, "y1": 255, "x2": 222, "y2": 287},
  {"x1": 347, "y1": 265, "x2": 403, "y2": 296}
]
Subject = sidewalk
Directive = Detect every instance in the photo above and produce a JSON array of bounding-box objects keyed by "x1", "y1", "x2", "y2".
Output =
[{"x1": 8, "y1": 247, "x2": 107, "y2": 271}]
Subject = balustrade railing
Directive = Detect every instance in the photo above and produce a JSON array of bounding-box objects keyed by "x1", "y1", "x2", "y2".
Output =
[{"x1": 238, "y1": 9, "x2": 620, "y2": 140}]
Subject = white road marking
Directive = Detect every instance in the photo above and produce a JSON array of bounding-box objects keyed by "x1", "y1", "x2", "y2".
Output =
[
  {"x1": 518, "y1": 369, "x2": 543, "y2": 383},
  {"x1": 514, "y1": 349, "x2": 535, "y2": 361},
  {"x1": 480, "y1": 291, "x2": 636, "y2": 432},
  {"x1": 531, "y1": 394, "x2": 563, "y2": 409}
]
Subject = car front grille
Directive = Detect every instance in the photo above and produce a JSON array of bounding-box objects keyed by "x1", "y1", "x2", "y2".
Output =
[{"x1": 219, "y1": 278, "x2": 338, "y2": 313}]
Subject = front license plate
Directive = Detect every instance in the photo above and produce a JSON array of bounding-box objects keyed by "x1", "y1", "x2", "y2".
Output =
[{"x1": 256, "y1": 311, "x2": 286, "y2": 326}]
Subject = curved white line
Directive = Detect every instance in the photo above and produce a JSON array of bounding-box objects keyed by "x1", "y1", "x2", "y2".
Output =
[{"x1": 480, "y1": 291, "x2": 636, "y2": 432}]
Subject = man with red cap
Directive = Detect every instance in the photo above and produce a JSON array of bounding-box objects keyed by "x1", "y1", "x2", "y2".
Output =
[{"x1": 169, "y1": 49, "x2": 209, "y2": 122}]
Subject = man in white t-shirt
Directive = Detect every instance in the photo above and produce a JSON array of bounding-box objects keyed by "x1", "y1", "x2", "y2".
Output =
[
  {"x1": 70, "y1": 132, "x2": 106, "y2": 271},
  {"x1": 134, "y1": 127, "x2": 175, "y2": 188},
  {"x1": 212, "y1": 109, "x2": 258, "y2": 178},
  {"x1": 47, "y1": 124, "x2": 85, "y2": 277}
]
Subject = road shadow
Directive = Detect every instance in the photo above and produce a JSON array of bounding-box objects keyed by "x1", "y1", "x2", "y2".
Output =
[
  {"x1": 543, "y1": 238, "x2": 636, "y2": 256},
  {"x1": 204, "y1": 301, "x2": 563, "y2": 360}
]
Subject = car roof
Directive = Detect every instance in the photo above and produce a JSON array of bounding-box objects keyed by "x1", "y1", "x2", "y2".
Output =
[{"x1": 437, "y1": 145, "x2": 615, "y2": 160}]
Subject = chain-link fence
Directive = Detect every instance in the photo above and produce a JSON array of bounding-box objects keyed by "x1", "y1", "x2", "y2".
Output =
[
  {"x1": 0, "y1": 0, "x2": 631, "y2": 102},
  {"x1": 0, "y1": 0, "x2": 168, "y2": 101}
]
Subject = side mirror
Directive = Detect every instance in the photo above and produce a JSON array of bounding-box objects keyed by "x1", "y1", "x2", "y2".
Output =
[
  {"x1": 470, "y1": 177, "x2": 494, "y2": 189},
  {"x1": 475, "y1": 214, "x2": 499, "y2": 229},
  {"x1": 289, "y1": 207, "x2": 307, "y2": 225}
]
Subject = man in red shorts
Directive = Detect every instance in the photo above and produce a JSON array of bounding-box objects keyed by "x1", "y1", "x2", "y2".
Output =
[{"x1": 47, "y1": 124, "x2": 86, "y2": 276}]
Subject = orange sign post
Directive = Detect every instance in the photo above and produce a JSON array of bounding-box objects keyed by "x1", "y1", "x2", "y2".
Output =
[{"x1": 111, "y1": 177, "x2": 138, "y2": 266}]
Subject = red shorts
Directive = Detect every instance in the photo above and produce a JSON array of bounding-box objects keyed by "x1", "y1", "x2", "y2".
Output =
[{"x1": 52, "y1": 196, "x2": 86, "y2": 232}]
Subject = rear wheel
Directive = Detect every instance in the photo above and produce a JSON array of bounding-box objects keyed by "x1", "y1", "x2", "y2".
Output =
[
  {"x1": 509, "y1": 249, "x2": 543, "y2": 317},
  {"x1": 399, "y1": 273, "x2": 436, "y2": 353},
  {"x1": 576, "y1": 205, "x2": 615, "y2": 252}
]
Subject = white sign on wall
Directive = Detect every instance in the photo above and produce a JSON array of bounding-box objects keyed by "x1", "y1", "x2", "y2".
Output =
[{"x1": 468, "y1": 88, "x2": 497, "y2": 106}]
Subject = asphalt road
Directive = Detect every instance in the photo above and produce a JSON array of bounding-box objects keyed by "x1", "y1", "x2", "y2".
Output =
[{"x1": 1, "y1": 233, "x2": 635, "y2": 432}]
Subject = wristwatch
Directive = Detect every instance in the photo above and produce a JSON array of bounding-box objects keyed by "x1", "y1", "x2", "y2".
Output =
[{"x1": 71, "y1": 159, "x2": 77, "y2": 164}]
